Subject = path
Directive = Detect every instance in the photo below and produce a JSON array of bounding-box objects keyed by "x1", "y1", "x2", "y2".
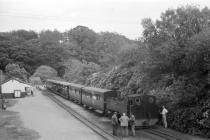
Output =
[{"x1": 8, "y1": 89, "x2": 104, "y2": 140}]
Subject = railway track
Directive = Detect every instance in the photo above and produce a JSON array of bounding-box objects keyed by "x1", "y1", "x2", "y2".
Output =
[
  {"x1": 44, "y1": 91, "x2": 120, "y2": 140},
  {"x1": 43, "y1": 90, "x2": 187, "y2": 140},
  {"x1": 144, "y1": 129, "x2": 186, "y2": 140}
]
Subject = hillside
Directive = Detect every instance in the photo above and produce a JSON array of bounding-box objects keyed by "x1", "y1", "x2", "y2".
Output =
[
  {"x1": 86, "y1": 6, "x2": 210, "y2": 138},
  {"x1": 0, "y1": 26, "x2": 137, "y2": 82}
]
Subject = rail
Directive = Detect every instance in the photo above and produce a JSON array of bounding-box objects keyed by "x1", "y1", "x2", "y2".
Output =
[{"x1": 144, "y1": 129, "x2": 186, "y2": 140}]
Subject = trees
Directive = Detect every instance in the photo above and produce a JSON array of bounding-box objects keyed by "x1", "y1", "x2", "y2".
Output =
[
  {"x1": 0, "y1": 30, "x2": 67, "y2": 77},
  {"x1": 87, "y1": 6, "x2": 210, "y2": 137},
  {"x1": 139, "y1": 5, "x2": 210, "y2": 137},
  {"x1": 5, "y1": 63, "x2": 28, "y2": 81},
  {"x1": 11, "y1": 30, "x2": 38, "y2": 41},
  {"x1": 32, "y1": 65, "x2": 58, "y2": 80},
  {"x1": 142, "y1": 6, "x2": 210, "y2": 47},
  {"x1": 39, "y1": 30, "x2": 62, "y2": 46},
  {"x1": 66, "y1": 26, "x2": 100, "y2": 64}
]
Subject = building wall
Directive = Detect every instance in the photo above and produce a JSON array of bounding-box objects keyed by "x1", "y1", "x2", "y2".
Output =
[{"x1": 1, "y1": 80, "x2": 31, "y2": 94}]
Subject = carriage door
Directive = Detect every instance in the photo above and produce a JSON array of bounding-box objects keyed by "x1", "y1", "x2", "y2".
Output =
[{"x1": 14, "y1": 90, "x2": 21, "y2": 98}]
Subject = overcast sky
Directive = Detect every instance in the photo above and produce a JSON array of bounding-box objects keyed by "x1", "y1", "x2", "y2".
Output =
[{"x1": 0, "y1": 0, "x2": 209, "y2": 39}]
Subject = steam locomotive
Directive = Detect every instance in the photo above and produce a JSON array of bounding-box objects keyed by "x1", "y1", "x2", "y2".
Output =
[{"x1": 45, "y1": 79, "x2": 159, "y2": 127}]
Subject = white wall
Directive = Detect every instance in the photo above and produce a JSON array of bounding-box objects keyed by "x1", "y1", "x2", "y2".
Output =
[{"x1": 1, "y1": 80, "x2": 31, "y2": 94}]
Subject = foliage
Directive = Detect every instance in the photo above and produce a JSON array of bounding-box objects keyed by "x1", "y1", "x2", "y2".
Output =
[
  {"x1": 32, "y1": 65, "x2": 58, "y2": 80},
  {"x1": 168, "y1": 106, "x2": 210, "y2": 137},
  {"x1": 62, "y1": 26, "x2": 137, "y2": 67},
  {"x1": 95, "y1": 32, "x2": 138, "y2": 66},
  {"x1": 63, "y1": 59, "x2": 100, "y2": 84},
  {"x1": 5, "y1": 63, "x2": 28, "y2": 81},
  {"x1": 140, "y1": 7, "x2": 210, "y2": 136},
  {"x1": 0, "y1": 30, "x2": 67, "y2": 76},
  {"x1": 86, "y1": 5, "x2": 210, "y2": 137}
]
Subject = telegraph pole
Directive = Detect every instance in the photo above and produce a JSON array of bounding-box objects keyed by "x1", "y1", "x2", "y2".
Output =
[{"x1": 0, "y1": 70, "x2": 2, "y2": 110}]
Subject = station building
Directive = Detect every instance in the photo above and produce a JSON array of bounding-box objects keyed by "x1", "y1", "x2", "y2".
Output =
[{"x1": 0, "y1": 78, "x2": 32, "y2": 99}]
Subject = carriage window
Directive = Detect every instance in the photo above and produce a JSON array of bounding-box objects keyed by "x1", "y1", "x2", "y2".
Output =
[
  {"x1": 135, "y1": 98, "x2": 141, "y2": 103},
  {"x1": 92, "y1": 95, "x2": 97, "y2": 100},
  {"x1": 86, "y1": 94, "x2": 91, "y2": 98},
  {"x1": 129, "y1": 100, "x2": 133, "y2": 105}
]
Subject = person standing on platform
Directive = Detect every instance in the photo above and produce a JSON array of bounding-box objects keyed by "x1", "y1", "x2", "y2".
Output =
[
  {"x1": 1, "y1": 97, "x2": 6, "y2": 110},
  {"x1": 117, "y1": 113, "x2": 121, "y2": 136},
  {"x1": 161, "y1": 105, "x2": 168, "y2": 128},
  {"x1": 31, "y1": 90, "x2": 34, "y2": 96},
  {"x1": 111, "y1": 112, "x2": 118, "y2": 136},
  {"x1": 129, "y1": 114, "x2": 136, "y2": 136},
  {"x1": 119, "y1": 113, "x2": 129, "y2": 137}
]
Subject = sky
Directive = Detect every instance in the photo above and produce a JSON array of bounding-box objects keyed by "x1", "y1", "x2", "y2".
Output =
[{"x1": 0, "y1": 0, "x2": 209, "y2": 39}]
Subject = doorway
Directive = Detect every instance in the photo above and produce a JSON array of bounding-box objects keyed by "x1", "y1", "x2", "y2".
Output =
[{"x1": 14, "y1": 90, "x2": 21, "y2": 98}]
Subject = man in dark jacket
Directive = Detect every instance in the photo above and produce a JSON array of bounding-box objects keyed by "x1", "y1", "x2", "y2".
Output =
[
  {"x1": 111, "y1": 112, "x2": 118, "y2": 136},
  {"x1": 129, "y1": 114, "x2": 135, "y2": 136}
]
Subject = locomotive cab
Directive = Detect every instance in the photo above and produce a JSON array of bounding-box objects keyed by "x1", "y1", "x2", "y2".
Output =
[{"x1": 127, "y1": 94, "x2": 159, "y2": 127}]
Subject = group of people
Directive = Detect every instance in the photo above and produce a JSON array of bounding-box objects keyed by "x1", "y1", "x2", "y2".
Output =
[
  {"x1": 111, "y1": 106, "x2": 169, "y2": 137},
  {"x1": 111, "y1": 112, "x2": 136, "y2": 137}
]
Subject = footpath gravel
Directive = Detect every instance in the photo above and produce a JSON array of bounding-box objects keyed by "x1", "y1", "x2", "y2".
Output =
[{"x1": 8, "y1": 89, "x2": 104, "y2": 140}]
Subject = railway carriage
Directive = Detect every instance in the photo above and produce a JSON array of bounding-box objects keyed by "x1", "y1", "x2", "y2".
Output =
[
  {"x1": 46, "y1": 79, "x2": 70, "y2": 99},
  {"x1": 68, "y1": 83, "x2": 84, "y2": 104},
  {"x1": 81, "y1": 87, "x2": 118, "y2": 112}
]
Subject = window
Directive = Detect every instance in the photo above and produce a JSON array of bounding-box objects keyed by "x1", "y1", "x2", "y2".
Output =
[
  {"x1": 97, "y1": 96, "x2": 100, "y2": 100},
  {"x1": 92, "y1": 95, "x2": 97, "y2": 100},
  {"x1": 135, "y1": 98, "x2": 141, "y2": 104},
  {"x1": 129, "y1": 100, "x2": 133, "y2": 105},
  {"x1": 86, "y1": 94, "x2": 91, "y2": 98}
]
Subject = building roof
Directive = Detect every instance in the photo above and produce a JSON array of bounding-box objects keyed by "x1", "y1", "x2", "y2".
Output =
[{"x1": 0, "y1": 77, "x2": 31, "y2": 86}]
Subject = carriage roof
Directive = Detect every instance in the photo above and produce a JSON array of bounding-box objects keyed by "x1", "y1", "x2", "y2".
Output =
[
  {"x1": 46, "y1": 79, "x2": 84, "y2": 88},
  {"x1": 82, "y1": 86, "x2": 113, "y2": 94},
  {"x1": 68, "y1": 83, "x2": 84, "y2": 88},
  {"x1": 46, "y1": 79, "x2": 71, "y2": 86}
]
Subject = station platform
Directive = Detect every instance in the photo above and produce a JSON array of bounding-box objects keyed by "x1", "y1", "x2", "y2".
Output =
[{"x1": 6, "y1": 89, "x2": 104, "y2": 140}]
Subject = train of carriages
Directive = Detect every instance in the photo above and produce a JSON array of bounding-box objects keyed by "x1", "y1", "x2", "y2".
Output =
[{"x1": 45, "y1": 79, "x2": 159, "y2": 127}]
